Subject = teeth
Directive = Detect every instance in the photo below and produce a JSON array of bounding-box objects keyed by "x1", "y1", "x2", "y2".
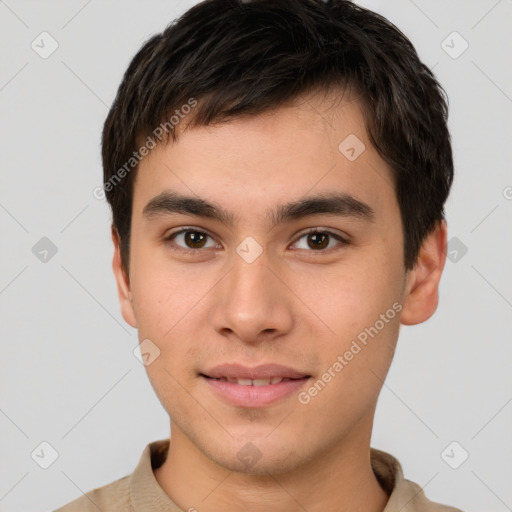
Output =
[
  {"x1": 252, "y1": 378, "x2": 271, "y2": 386},
  {"x1": 237, "y1": 378, "x2": 253, "y2": 386},
  {"x1": 209, "y1": 376, "x2": 291, "y2": 385},
  {"x1": 225, "y1": 377, "x2": 285, "y2": 386}
]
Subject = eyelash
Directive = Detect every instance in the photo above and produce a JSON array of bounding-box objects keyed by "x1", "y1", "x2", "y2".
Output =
[{"x1": 163, "y1": 227, "x2": 350, "y2": 256}]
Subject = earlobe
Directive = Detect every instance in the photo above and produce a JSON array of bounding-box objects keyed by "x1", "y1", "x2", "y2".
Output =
[
  {"x1": 111, "y1": 226, "x2": 138, "y2": 328},
  {"x1": 400, "y1": 220, "x2": 448, "y2": 326}
]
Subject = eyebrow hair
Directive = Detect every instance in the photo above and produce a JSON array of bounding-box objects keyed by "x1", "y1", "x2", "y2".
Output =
[{"x1": 142, "y1": 190, "x2": 375, "y2": 228}]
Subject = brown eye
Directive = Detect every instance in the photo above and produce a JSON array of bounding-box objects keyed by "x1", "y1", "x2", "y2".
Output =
[
  {"x1": 306, "y1": 232, "x2": 329, "y2": 250},
  {"x1": 183, "y1": 231, "x2": 207, "y2": 249},
  {"x1": 165, "y1": 229, "x2": 218, "y2": 253},
  {"x1": 292, "y1": 229, "x2": 348, "y2": 252}
]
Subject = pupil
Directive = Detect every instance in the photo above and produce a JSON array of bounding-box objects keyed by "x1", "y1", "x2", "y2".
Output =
[
  {"x1": 309, "y1": 233, "x2": 328, "y2": 250},
  {"x1": 186, "y1": 231, "x2": 206, "y2": 248}
]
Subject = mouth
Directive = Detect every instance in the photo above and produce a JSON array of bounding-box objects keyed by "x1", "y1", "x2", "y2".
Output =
[
  {"x1": 200, "y1": 375, "x2": 308, "y2": 386},
  {"x1": 199, "y1": 363, "x2": 311, "y2": 407}
]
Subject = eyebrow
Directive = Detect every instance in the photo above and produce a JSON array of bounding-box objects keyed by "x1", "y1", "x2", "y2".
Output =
[{"x1": 142, "y1": 190, "x2": 375, "y2": 228}]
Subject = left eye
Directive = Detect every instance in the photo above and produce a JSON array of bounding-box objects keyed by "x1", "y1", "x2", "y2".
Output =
[{"x1": 292, "y1": 230, "x2": 348, "y2": 251}]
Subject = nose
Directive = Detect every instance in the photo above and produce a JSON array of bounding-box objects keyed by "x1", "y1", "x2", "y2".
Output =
[{"x1": 210, "y1": 250, "x2": 294, "y2": 345}]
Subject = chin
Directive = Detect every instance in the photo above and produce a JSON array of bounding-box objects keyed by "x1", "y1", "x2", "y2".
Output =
[
  {"x1": 193, "y1": 429, "x2": 308, "y2": 476},
  {"x1": 211, "y1": 444, "x2": 305, "y2": 476}
]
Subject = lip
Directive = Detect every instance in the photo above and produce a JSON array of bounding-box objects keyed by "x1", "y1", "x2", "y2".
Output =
[{"x1": 200, "y1": 363, "x2": 311, "y2": 408}]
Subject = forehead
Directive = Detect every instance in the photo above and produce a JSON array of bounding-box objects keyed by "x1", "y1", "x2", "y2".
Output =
[{"x1": 132, "y1": 93, "x2": 397, "y2": 226}]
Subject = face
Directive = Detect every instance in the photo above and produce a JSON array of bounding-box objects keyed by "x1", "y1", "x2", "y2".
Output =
[{"x1": 112, "y1": 92, "x2": 445, "y2": 475}]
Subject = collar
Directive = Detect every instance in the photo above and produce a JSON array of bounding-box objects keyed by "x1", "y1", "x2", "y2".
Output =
[{"x1": 129, "y1": 438, "x2": 455, "y2": 511}]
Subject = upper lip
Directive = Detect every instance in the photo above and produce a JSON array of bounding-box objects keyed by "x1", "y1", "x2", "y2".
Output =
[{"x1": 201, "y1": 363, "x2": 310, "y2": 380}]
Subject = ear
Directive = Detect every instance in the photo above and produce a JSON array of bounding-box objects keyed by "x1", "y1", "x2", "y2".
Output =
[
  {"x1": 400, "y1": 220, "x2": 448, "y2": 326},
  {"x1": 111, "y1": 226, "x2": 137, "y2": 328}
]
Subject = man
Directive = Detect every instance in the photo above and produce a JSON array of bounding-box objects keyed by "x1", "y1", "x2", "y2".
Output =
[{"x1": 55, "y1": 0, "x2": 463, "y2": 510}]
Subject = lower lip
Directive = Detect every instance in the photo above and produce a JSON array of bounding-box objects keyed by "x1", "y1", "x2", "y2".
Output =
[{"x1": 202, "y1": 376, "x2": 310, "y2": 408}]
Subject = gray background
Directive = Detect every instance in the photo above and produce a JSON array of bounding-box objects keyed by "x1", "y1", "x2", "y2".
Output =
[{"x1": 1, "y1": 1, "x2": 511, "y2": 511}]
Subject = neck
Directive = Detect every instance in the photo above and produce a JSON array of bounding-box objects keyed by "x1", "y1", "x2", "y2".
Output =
[{"x1": 154, "y1": 417, "x2": 389, "y2": 512}]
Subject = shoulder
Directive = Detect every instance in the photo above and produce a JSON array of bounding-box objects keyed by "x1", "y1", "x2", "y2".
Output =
[
  {"x1": 53, "y1": 439, "x2": 170, "y2": 512},
  {"x1": 399, "y1": 477, "x2": 466, "y2": 512},
  {"x1": 371, "y1": 448, "x2": 466, "y2": 512},
  {"x1": 53, "y1": 474, "x2": 131, "y2": 512}
]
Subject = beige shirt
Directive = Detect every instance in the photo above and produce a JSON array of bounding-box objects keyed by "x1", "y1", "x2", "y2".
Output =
[{"x1": 54, "y1": 438, "x2": 464, "y2": 512}]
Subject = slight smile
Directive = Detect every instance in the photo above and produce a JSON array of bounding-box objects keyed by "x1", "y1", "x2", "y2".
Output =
[{"x1": 200, "y1": 363, "x2": 312, "y2": 408}]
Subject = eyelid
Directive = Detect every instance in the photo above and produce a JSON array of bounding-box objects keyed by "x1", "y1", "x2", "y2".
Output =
[{"x1": 165, "y1": 226, "x2": 216, "y2": 239}]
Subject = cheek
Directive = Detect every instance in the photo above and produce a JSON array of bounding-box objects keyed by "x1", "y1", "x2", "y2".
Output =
[
  {"x1": 130, "y1": 273, "x2": 172, "y2": 338},
  {"x1": 129, "y1": 244, "x2": 202, "y2": 336},
  {"x1": 129, "y1": 260, "x2": 202, "y2": 405},
  {"x1": 291, "y1": 255, "x2": 401, "y2": 341},
  {"x1": 299, "y1": 274, "x2": 401, "y2": 422},
  {"x1": 129, "y1": 255, "x2": 216, "y2": 379}
]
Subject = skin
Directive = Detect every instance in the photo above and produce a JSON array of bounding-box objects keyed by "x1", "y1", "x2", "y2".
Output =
[{"x1": 112, "y1": 90, "x2": 447, "y2": 512}]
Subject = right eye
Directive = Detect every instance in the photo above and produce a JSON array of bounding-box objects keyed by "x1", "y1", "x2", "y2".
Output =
[{"x1": 164, "y1": 228, "x2": 220, "y2": 255}]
